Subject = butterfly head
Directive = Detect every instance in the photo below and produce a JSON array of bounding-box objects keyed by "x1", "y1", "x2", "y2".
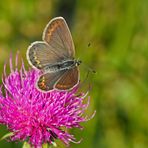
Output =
[{"x1": 76, "y1": 60, "x2": 82, "y2": 66}]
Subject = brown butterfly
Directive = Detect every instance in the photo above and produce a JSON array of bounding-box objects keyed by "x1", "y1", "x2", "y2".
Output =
[{"x1": 26, "y1": 17, "x2": 81, "y2": 92}]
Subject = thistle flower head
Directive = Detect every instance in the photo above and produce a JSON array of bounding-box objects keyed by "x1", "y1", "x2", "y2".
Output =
[{"x1": 0, "y1": 55, "x2": 94, "y2": 147}]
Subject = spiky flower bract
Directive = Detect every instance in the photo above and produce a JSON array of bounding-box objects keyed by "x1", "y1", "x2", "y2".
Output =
[{"x1": 0, "y1": 55, "x2": 94, "y2": 147}]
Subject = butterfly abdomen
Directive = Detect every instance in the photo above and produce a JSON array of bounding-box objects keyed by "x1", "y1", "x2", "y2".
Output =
[{"x1": 44, "y1": 60, "x2": 78, "y2": 73}]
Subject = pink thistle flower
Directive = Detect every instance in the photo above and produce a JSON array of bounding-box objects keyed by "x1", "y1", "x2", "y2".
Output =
[{"x1": 0, "y1": 55, "x2": 95, "y2": 147}]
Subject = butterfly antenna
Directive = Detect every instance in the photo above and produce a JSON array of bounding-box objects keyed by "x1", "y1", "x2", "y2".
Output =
[
  {"x1": 77, "y1": 68, "x2": 93, "y2": 93},
  {"x1": 82, "y1": 69, "x2": 90, "y2": 85},
  {"x1": 81, "y1": 62, "x2": 96, "y2": 74}
]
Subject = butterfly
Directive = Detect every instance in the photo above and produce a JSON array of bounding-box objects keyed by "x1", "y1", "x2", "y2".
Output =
[{"x1": 26, "y1": 17, "x2": 81, "y2": 92}]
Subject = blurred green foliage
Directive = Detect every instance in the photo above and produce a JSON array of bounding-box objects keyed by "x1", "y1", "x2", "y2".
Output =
[{"x1": 0, "y1": 0, "x2": 148, "y2": 148}]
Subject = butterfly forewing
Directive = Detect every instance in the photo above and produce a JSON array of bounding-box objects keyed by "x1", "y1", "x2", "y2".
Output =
[
  {"x1": 43, "y1": 17, "x2": 75, "y2": 59},
  {"x1": 27, "y1": 41, "x2": 65, "y2": 69},
  {"x1": 54, "y1": 66, "x2": 79, "y2": 90}
]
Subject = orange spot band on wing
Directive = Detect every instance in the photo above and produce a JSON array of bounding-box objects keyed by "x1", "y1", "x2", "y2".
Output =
[
  {"x1": 38, "y1": 77, "x2": 47, "y2": 90},
  {"x1": 56, "y1": 84, "x2": 71, "y2": 89}
]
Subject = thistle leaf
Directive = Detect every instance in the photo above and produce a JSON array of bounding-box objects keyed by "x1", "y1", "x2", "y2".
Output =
[
  {"x1": 42, "y1": 143, "x2": 49, "y2": 148},
  {"x1": 22, "y1": 141, "x2": 31, "y2": 148},
  {"x1": 0, "y1": 132, "x2": 14, "y2": 140}
]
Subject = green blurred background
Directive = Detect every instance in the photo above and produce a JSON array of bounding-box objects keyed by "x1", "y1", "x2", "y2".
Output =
[{"x1": 0, "y1": 0, "x2": 148, "y2": 147}]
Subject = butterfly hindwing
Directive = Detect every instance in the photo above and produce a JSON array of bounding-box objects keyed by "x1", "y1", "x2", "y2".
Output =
[
  {"x1": 54, "y1": 66, "x2": 79, "y2": 90},
  {"x1": 37, "y1": 70, "x2": 66, "y2": 91}
]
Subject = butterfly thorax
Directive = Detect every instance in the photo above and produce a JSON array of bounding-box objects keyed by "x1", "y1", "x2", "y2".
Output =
[{"x1": 44, "y1": 59, "x2": 81, "y2": 73}]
